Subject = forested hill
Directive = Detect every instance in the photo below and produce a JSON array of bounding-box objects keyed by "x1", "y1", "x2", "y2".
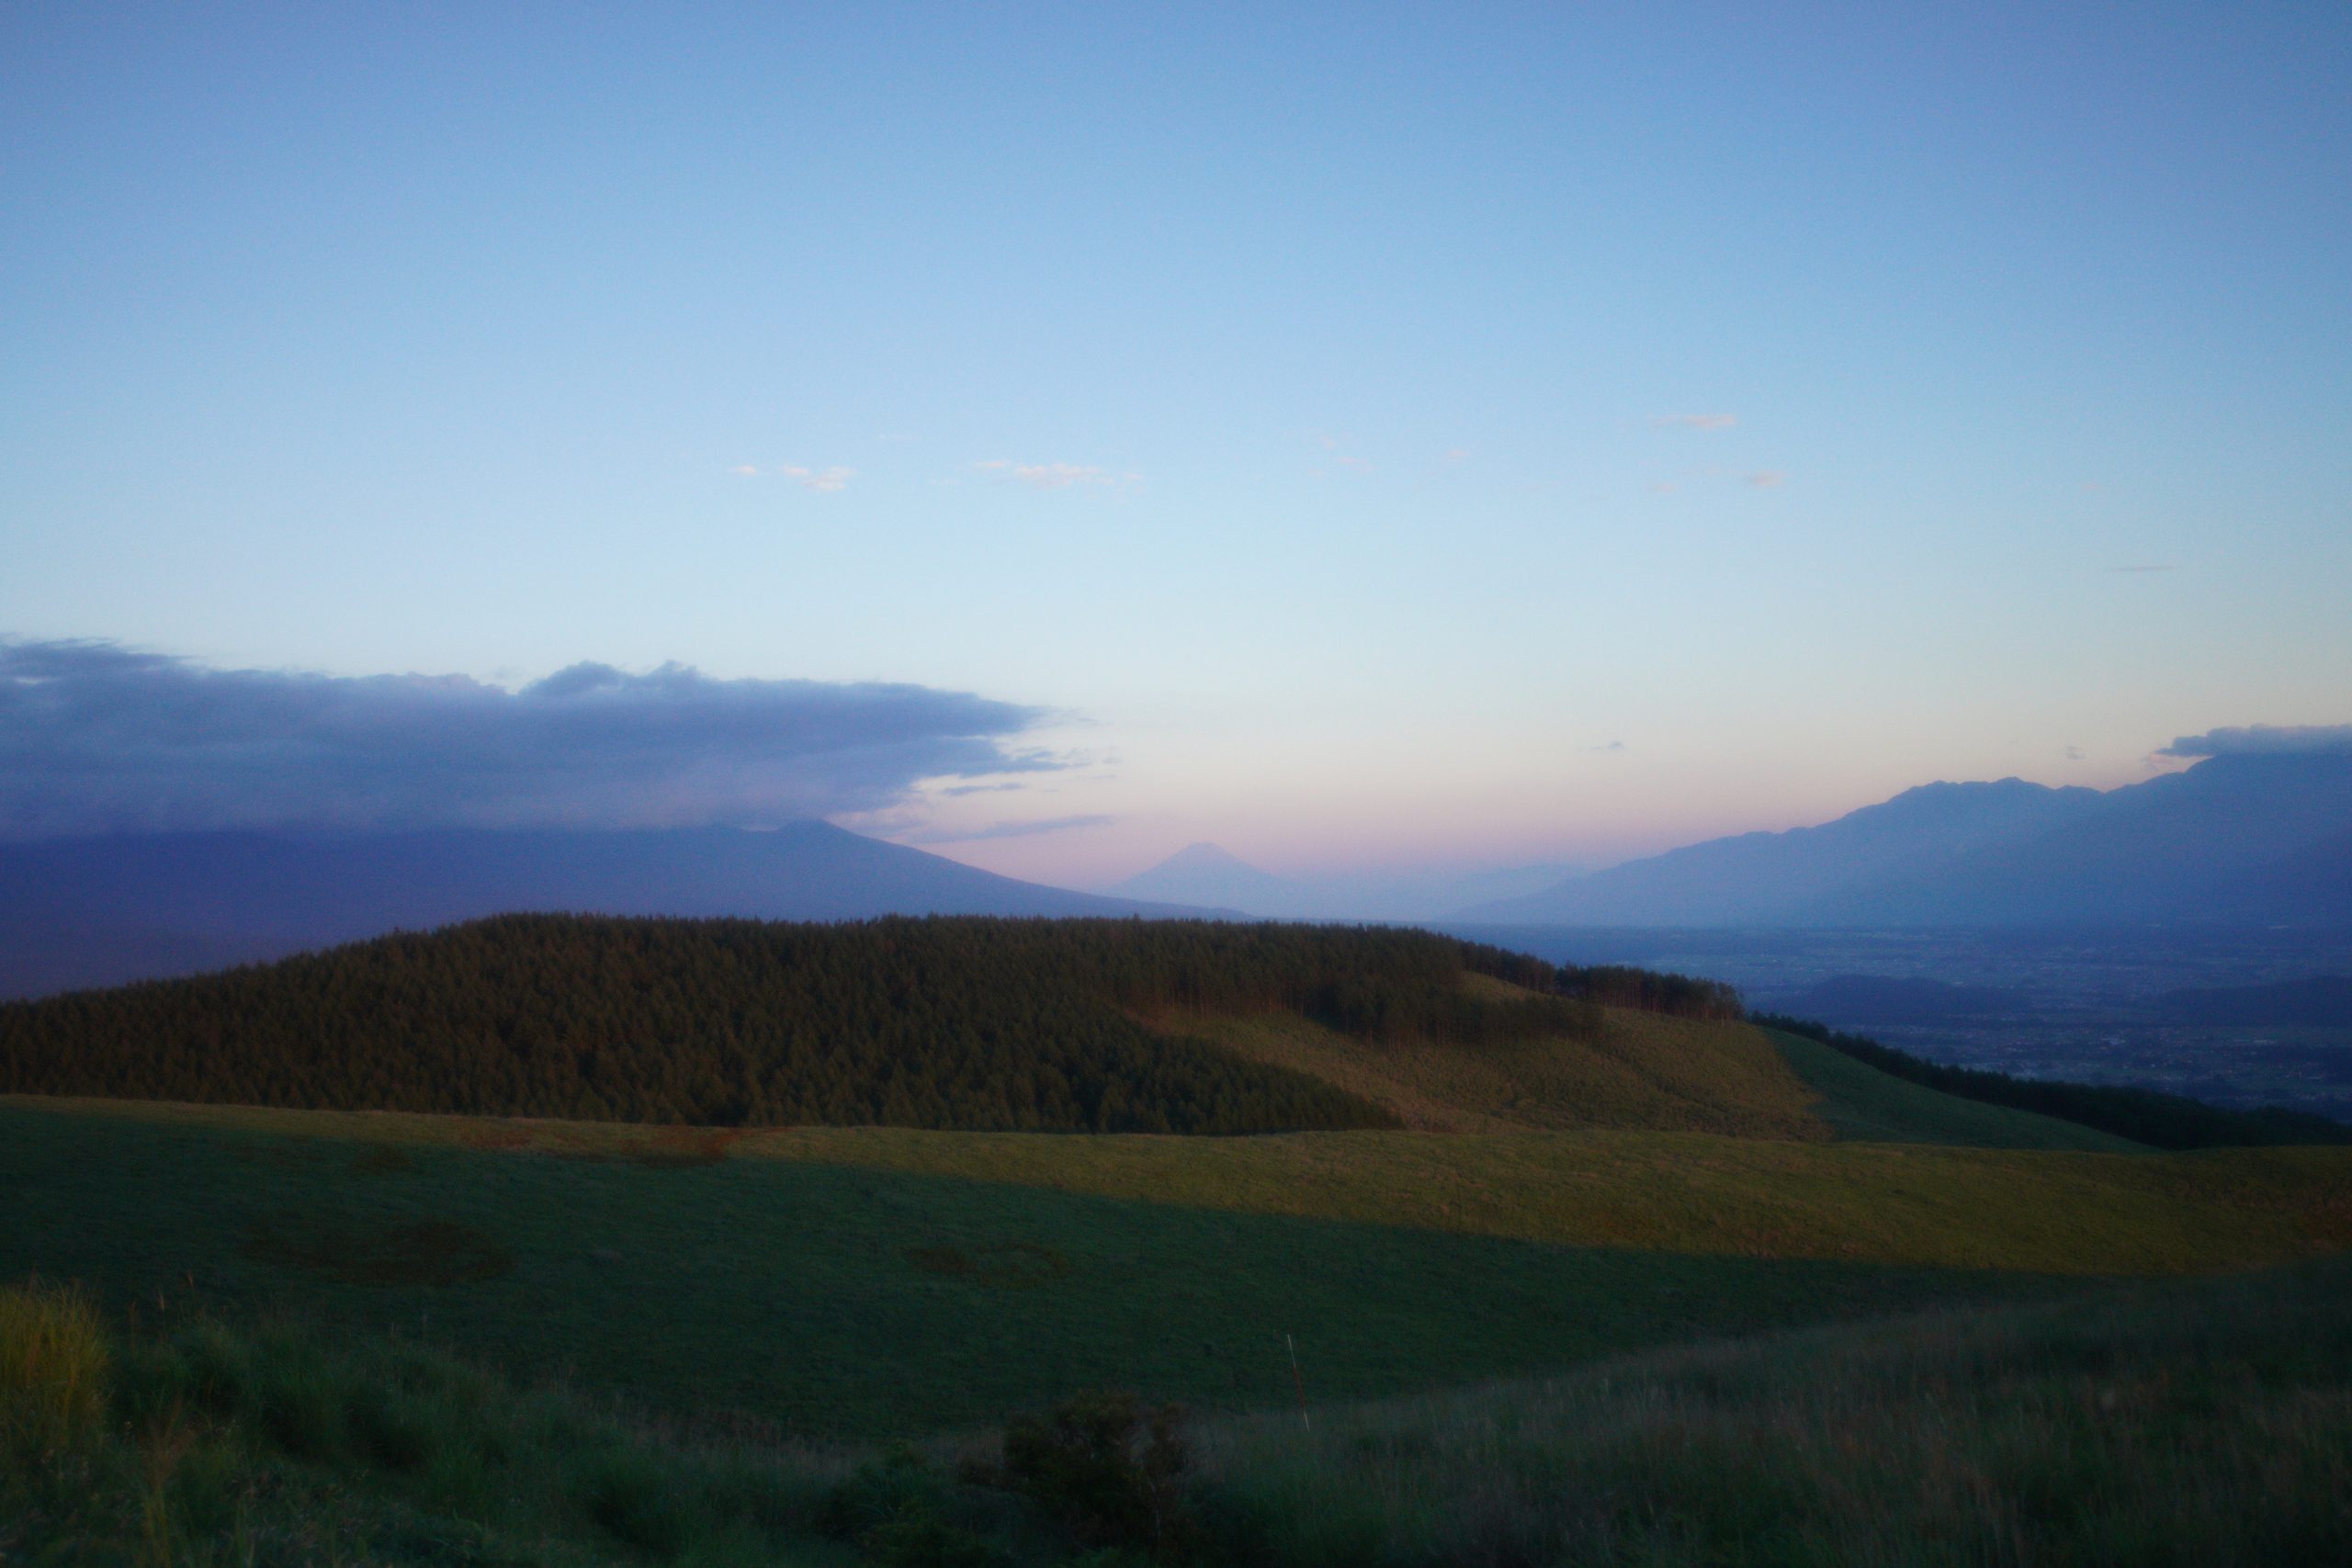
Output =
[{"x1": 0, "y1": 917, "x2": 1721, "y2": 1134}]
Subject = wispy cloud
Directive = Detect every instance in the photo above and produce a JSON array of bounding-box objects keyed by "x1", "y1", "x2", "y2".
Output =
[
  {"x1": 1443, "y1": 447, "x2": 1470, "y2": 463},
  {"x1": 1655, "y1": 413, "x2": 1738, "y2": 431},
  {"x1": 729, "y1": 464, "x2": 854, "y2": 491},
  {"x1": 1745, "y1": 470, "x2": 1785, "y2": 488},
  {"x1": 975, "y1": 460, "x2": 1127, "y2": 491},
  {"x1": 0, "y1": 638, "x2": 1060, "y2": 839},
  {"x1": 779, "y1": 465, "x2": 854, "y2": 492}
]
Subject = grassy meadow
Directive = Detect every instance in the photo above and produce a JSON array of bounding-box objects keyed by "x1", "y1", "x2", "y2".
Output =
[
  {"x1": 6, "y1": 923, "x2": 2350, "y2": 1563},
  {"x1": 0, "y1": 1094, "x2": 2098, "y2": 1442},
  {"x1": 5, "y1": 1077, "x2": 2349, "y2": 1442},
  {"x1": 8, "y1": 1259, "x2": 2347, "y2": 1567},
  {"x1": 1193, "y1": 1254, "x2": 2352, "y2": 1567}
]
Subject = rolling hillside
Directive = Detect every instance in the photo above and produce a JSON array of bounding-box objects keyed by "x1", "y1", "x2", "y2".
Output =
[
  {"x1": 0, "y1": 913, "x2": 2115, "y2": 1149},
  {"x1": 6, "y1": 917, "x2": 2350, "y2": 1562},
  {"x1": 10, "y1": 1094, "x2": 2351, "y2": 1444},
  {"x1": 6, "y1": 919, "x2": 2347, "y2": 1428}
]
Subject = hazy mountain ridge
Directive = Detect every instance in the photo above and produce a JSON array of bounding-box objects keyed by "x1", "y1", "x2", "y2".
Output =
[
  {"x1": 1464, "y1": 754, "x2": 2352, "y2": 927},
  {"x1": 0, "y1": 822, "x2": 1216, "y2": 999},
  {"x1": 1113, "y1": 841, "x2": 1582, "y2": 919}
]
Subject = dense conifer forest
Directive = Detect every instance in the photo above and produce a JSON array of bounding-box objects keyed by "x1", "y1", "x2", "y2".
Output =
[
  {"x1": 1755, "y1": 1013, "x2": 2352, "y2": 1149},
  {"x1": 0, "y1": 917, "x2": 1641, "y2": 1134}
]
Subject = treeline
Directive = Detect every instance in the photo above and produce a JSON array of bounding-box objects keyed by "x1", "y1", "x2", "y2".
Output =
[
  {"x1": 0, "y1": 917, "x2": 1631, "y2": 1134},
  {"x1": 1556, "y1": 964, "x2": 1745, "y2": 1021},
  {"x1": 1755, "y1": 1013, "x2": 2352, "y2": 1150}
]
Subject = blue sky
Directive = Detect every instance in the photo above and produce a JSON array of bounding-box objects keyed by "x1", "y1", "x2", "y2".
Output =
[{"x1": 4, "y1": 3, "x2": 2347, "y2": 885}]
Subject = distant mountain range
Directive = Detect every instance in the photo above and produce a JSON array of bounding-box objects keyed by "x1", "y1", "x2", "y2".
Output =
[
  {"x1": 1458, "y1": 753, "x2": 2352, "y2": 927},
  {"x1": 1111, "y1": 842, "x2": 1580, "y2": 920},
  {"x1": 0, "y1": 822, "x2": 1211, "y2": 999},
  {"x1": 6, "y1": 752, "x2": 2344, "y2": 999}
]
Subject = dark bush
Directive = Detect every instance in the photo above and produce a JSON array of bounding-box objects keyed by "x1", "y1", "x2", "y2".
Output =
[
  {"x1": 1000, "y1": 1390, "x2": 1194, "y2": 1561},
  {"x1": 823, "y1": 1446, "x2": 1015, "y2": 1567}
]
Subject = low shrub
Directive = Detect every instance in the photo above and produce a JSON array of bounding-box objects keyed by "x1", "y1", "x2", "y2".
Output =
[{"x1": 998, "y1": 1390, "x2": 1194, "y2": 1562}]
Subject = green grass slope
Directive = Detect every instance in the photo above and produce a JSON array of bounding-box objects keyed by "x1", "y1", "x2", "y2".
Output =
[
  {"x1": 1767, "y1": 1028, "x2": 2144, "y2": 1150},
  {"x1": 0, "y1": 1098, "x2": 2089, "y2": 1442},
  {"x1": 1181, "y1": 999, "x2": 2152, "y2": 1149},
  {"x1": 1197, "y1": 1254, "x2": 2352, "y2": 1567},
  {"x1": 9, "y1": 1097, "x2": 2351, "y2": 1440},
  {"x1": 1762, "y1": 1012, "x2": 2352, "y2": 1149},
  {"x1": 11, "y1": 1257, "x2": 2348, "y2": 1567}
]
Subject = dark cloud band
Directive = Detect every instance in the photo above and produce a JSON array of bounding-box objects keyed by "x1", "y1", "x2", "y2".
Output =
[
  {"x1": 0, "y1": 638, "x2": 1056, "y2": 839},
  {"x1": 2159, "y1": 724, "x2": 2352, "y2": 759}
]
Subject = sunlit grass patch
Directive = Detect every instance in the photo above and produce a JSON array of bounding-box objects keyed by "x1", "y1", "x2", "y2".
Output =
[{"x1": 1162, "y1": 1003, "x2": 1834, "y2": 1139}]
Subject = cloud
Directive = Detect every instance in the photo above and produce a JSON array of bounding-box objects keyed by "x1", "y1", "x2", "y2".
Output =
[
  {"x1": 729, "y1": 464, "x2": 854, "y2": 491},
  {"x1": 899, "y1": 814, "x2": 1117, "y2": 845},
  {"x1": 1745, "y1": 470, "x2": 1785, "y2": 488},
  {"x1": 779, "y1": 465, "x2": 854, "y2": 492},
  {"x1": 2108, "y1": 563, "x2": 2177, "y2": 574},
  {"x1": 2158, "y1": 724, "x2": 2352, "y2": 760},
  {"x1": 1590, "y1": 739, "x2": 1626, "y2": 753},
  {"x1": 1443, "y1": 447, "x2": 1470, "y2": 463},
  {"x1": 0, "y1": 638, "x2": 1059, "y2": 840},
  {"x1": 1655, "y1": 413, "x2": 1737, "y2": 431},
  {"x1": 2064, "y1": 745, "x2": 2086, "y2": 761},
  {"x1": 977, "y1": 460, "x2": 1136, "y2": 491}
]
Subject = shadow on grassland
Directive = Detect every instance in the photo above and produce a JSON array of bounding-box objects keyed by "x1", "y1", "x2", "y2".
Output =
[{"x1": 0, "y1": 1099, "x2": 2084, "y2": 1440}]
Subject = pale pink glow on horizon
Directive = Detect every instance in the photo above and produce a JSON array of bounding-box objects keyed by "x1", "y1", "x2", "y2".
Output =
[{"x1": 898, "y1": 744, "x2": 2198, "y2": 891}]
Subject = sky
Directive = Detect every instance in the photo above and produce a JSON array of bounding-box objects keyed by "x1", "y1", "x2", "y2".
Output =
[{"x1": 4, "y1": 3, "x2": 2348, "y2": 888}]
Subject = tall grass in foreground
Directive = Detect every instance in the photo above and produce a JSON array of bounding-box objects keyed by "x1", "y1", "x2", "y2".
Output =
[
  {"x1": 0, "y1": 1280, "x2": 111, "y2": 1461},
  {"x1": 1191, "y1": 1257, "x2": 2352, "y2": 1567},
  {"x1": 7, "y1": 1264, "x2": 2350, "y2": 1565},
  {"x1": 0, "y1": 1282, "x2": 856, "y2": 1567}
]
